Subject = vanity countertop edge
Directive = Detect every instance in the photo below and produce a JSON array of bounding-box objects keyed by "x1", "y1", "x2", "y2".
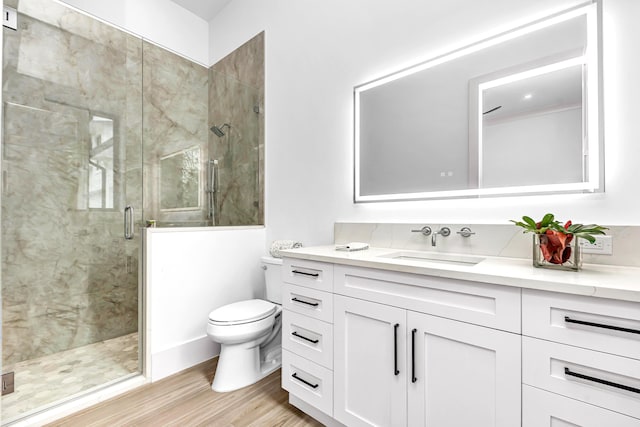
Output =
[{"x1": 280, "y1": 246, "x2": 640, "y2": 302}]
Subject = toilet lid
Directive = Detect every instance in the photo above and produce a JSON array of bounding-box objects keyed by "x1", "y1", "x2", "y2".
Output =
[{"x1": 208, "y1": 299, "x2": 276, "y2": 325}]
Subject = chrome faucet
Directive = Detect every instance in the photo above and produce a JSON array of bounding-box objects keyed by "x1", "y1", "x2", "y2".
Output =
[{"x1": 432, "y1": 227, "x2": 451, "y2": 246}]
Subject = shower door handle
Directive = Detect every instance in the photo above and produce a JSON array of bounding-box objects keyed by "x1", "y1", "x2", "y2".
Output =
[{"x1": 124, "y1": 205, "x2": 134, "y2": 240}]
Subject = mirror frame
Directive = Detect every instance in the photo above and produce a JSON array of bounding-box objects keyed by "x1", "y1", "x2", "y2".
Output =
[{"x1": 354, "y1": 2, "x2": 602, "y2": 203}]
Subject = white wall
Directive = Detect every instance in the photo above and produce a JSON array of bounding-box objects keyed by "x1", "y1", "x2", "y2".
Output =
[
  {"x1": 145, "y1": 226, "x2": 266, "y2": 381},
  {"x1": 483, "y1": 108, "x2": 583, "y2": 187},
  {"x1": 209, "y1": 0, "x2": 640, "y2": 247},
  {"x1": 58, "y1": 0, "x2": 209, "y2": 65}
]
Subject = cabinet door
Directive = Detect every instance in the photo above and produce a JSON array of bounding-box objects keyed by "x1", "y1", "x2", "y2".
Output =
[
  {"x1": 408, "y1": 311, "x2": 521, "y2": 427},
  {"x1": 334, "y1": 295, "x2": 407, "y2": 427}
]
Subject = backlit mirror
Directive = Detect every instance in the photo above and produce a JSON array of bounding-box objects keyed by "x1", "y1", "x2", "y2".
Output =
[{"x1": 355, "y1": 3, "x2": 601, "y2": 202}]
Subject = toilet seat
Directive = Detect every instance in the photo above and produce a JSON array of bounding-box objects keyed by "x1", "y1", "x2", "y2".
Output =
[{"x1": 208, "y1": 299, "x2": 276, "y2": 326}]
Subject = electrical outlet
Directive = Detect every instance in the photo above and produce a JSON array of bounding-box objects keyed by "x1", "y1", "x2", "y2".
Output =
[
  {"x1": 3, "y1": 6, "x2": 17, "y2": 31},
  {"x1": 578, "y1": 235, "x2": 612, "y2": 255}
]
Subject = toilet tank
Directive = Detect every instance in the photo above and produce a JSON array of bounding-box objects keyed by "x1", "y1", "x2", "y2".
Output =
[{"x1": 261, "y1": 256, "x2": 283, "y2": 304}]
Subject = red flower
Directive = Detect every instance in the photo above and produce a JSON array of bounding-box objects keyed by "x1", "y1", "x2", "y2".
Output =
[{"x1": 540, "y1": 229, "x2": 574, "y2": 264}]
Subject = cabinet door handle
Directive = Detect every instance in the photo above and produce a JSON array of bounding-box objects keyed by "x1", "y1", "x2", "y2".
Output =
[
  {"x1": 564, "y1": 367, "x2": 640, "y2": 394},
  {"x1": 292, "y1": 270, "x2": 320, "y2": 278},
  {"x1": 292, "y1": 372, "x2": 319, "y2": 389},
  {"x1": 291, "y1": 297, "x2": 319, "y2": 307},
  {"x1": 411, "y1": 328, "x2": 417, "y2": 383},
  {"x1": 564, "y1": 316, "x2": 640, "y2": 335},
  {"x1": 291, "y1": 331, "x2": 319, "y2": 344},
  {"x1": 394, "y1": 323, "x2": 400, "y2": 376}
]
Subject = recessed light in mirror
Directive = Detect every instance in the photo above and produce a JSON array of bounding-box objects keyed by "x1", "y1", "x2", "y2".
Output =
[{"x1": 523, "y1": 93, "x2": 533, "y2": 100}]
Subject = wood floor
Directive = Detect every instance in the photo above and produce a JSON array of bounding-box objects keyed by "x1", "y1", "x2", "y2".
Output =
[{"x1": 48, "y1": 359, "x2": 323, "y2": 427}]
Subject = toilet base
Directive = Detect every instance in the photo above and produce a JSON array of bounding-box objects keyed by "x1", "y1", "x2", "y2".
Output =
[{"x1": 211, "y1": 340, "x2": 282, "y2": 392}]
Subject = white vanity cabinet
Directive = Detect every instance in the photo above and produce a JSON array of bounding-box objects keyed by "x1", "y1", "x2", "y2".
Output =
[
  {"x1": 522, "y1": 289, "x2": 640, "y2": 425},
  {"x1": 281, "y1": 259, "x2": 335, "y2": 417},
  {"x1": 333, "y1": 266, "x2": 521, "y2": 427},
  {"x1": 280, "y1": 252, "x2": 640, "y2": 427}
]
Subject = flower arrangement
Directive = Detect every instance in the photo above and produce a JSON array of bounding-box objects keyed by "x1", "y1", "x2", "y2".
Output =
[{"x1": 511, "y1": 213, "x2": 607, "y2": 268}]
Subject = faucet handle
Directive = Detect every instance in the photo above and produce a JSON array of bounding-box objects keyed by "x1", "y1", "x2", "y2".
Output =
[
  {"x1": 411, "y1": 226, "x2": 432, "y2": 236},
  {"x1": 457, "y1": 227, "x2": 475, "y2": 238}
]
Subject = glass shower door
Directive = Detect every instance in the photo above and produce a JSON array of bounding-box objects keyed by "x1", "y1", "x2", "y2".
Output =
[
  {"x1": 1, "y1": 0, "x2": 143, "y2": 422},
  {"x1": 208, "y1": 71, "x2": 263, "y2": 226}
]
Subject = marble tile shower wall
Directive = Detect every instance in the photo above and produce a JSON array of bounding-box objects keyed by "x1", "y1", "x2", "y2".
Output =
[
  {"x1": 209, "y1": 32, "x2": 265, "y2": 226},
  {"x1": 142, "y1": 42, "x2": 209, "y2": 227},
  {"x1": 2, "y1": 0, "x2": 142, "y2": 365}
]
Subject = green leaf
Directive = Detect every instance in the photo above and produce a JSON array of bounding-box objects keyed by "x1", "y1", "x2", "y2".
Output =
[
  {"x1": 511, "y1": 213, "x2": 607, "y2": 244},
  {"x1": 575, "y1": 233, "x2": 596, "y2": 244},
  {"x1": 540, "y1": 213, "x2": 555, "y2": 227},
  {"x1": 522, "y1": 216, "x2": 537, "y2": 228}
]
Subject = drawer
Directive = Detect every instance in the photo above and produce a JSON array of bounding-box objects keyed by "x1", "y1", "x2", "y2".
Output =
[
  {"x1": 282, "y1": 349, "x2": 333, "y2": 417},
  {"x1": 282, "y1": 258, "x2": 333, "y2": 291},
  {"x1": 282, "y1": 283, "x2": 333, "y2": 323},
  {"x1": 523, "y1": 336, "x2": 640, "y2": 419},
  {"x1": 523, "y1": 385, "x2": 640, "y2": 427},
  {"x1": 334, "y1": 265, "x2": 521, "y2": 333},
  {"x1": 282, "y1": 310, "x2": 333, "y2": 369},
  {"x1": 523, "y1": 289, "x2": 640, "y2": 359}
]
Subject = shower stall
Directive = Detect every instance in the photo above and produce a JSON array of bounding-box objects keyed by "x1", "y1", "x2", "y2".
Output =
[
  {"x1": 0, "y1": 0, "x2": 143, "y2": 422},
  {"x1": 0, "y1": 0, "x2": 264, "y2": 424}
]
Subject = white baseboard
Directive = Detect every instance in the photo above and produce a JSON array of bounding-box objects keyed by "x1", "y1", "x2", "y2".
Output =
[{"x1": 151, "y1": 335, "x2": 219, "y2": 382}]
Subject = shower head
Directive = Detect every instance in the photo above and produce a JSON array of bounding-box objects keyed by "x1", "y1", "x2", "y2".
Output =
[{"x1": 210, "y1": 123, "x2": 230, "y2": 137}]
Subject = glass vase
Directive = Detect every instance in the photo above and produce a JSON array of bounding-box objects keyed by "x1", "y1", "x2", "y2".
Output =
[{"x1": 532, "y1": 234, "x2": 582, "y2": 271}]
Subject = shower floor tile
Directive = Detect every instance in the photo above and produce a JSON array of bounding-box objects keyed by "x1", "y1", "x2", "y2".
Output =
[{"x1": 1, "y1": 333, "x2": 139, "y2": 424}]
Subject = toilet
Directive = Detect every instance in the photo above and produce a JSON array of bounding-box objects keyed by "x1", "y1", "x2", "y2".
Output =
[{"x1": 206, "y1": 256, "x2": 283, "y2": 392}]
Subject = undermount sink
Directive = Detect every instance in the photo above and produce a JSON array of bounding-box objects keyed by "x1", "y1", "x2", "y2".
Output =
[{"x1": 378, "y1": 251, "x2": 485, "y2": 266}]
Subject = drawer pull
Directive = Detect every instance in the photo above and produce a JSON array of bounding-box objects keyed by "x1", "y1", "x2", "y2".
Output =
[
  {"x1": 291, "y1": 297, "x2": 319, "y2": 307},
  {"x1": 292, "y1": 372, "x2": 319, "y2": 389},
  {"x1": 292, "y1": 270, "x2": 320, "y2": 278},
  {"x1": 411, "y1": 328, "x2": 417, "y2": 383},
  {"x1": 394, "y1": 323, "x2": 400, "y2": 376},
  {"x1": 564, "y1": 367, "x2": 640, "y2": 394},
  {"x1": 292, "y1": 331, "x2": 319, "y2": 344},
  {"x1": 564, "y1": 316, "x2": 640, "y2": 335}
]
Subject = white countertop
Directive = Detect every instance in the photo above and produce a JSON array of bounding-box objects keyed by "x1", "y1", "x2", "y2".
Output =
[{"x1": 280, "y1": 246, "x2": 640, "y2": 302}]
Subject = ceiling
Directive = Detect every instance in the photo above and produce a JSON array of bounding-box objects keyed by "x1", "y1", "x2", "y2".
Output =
[
  {"x1": 483, "y1": 65, "x2": 583, "y2": 122},
  {"x1": 170, "y1": 0, "x2": 232, "y2": 21}
]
